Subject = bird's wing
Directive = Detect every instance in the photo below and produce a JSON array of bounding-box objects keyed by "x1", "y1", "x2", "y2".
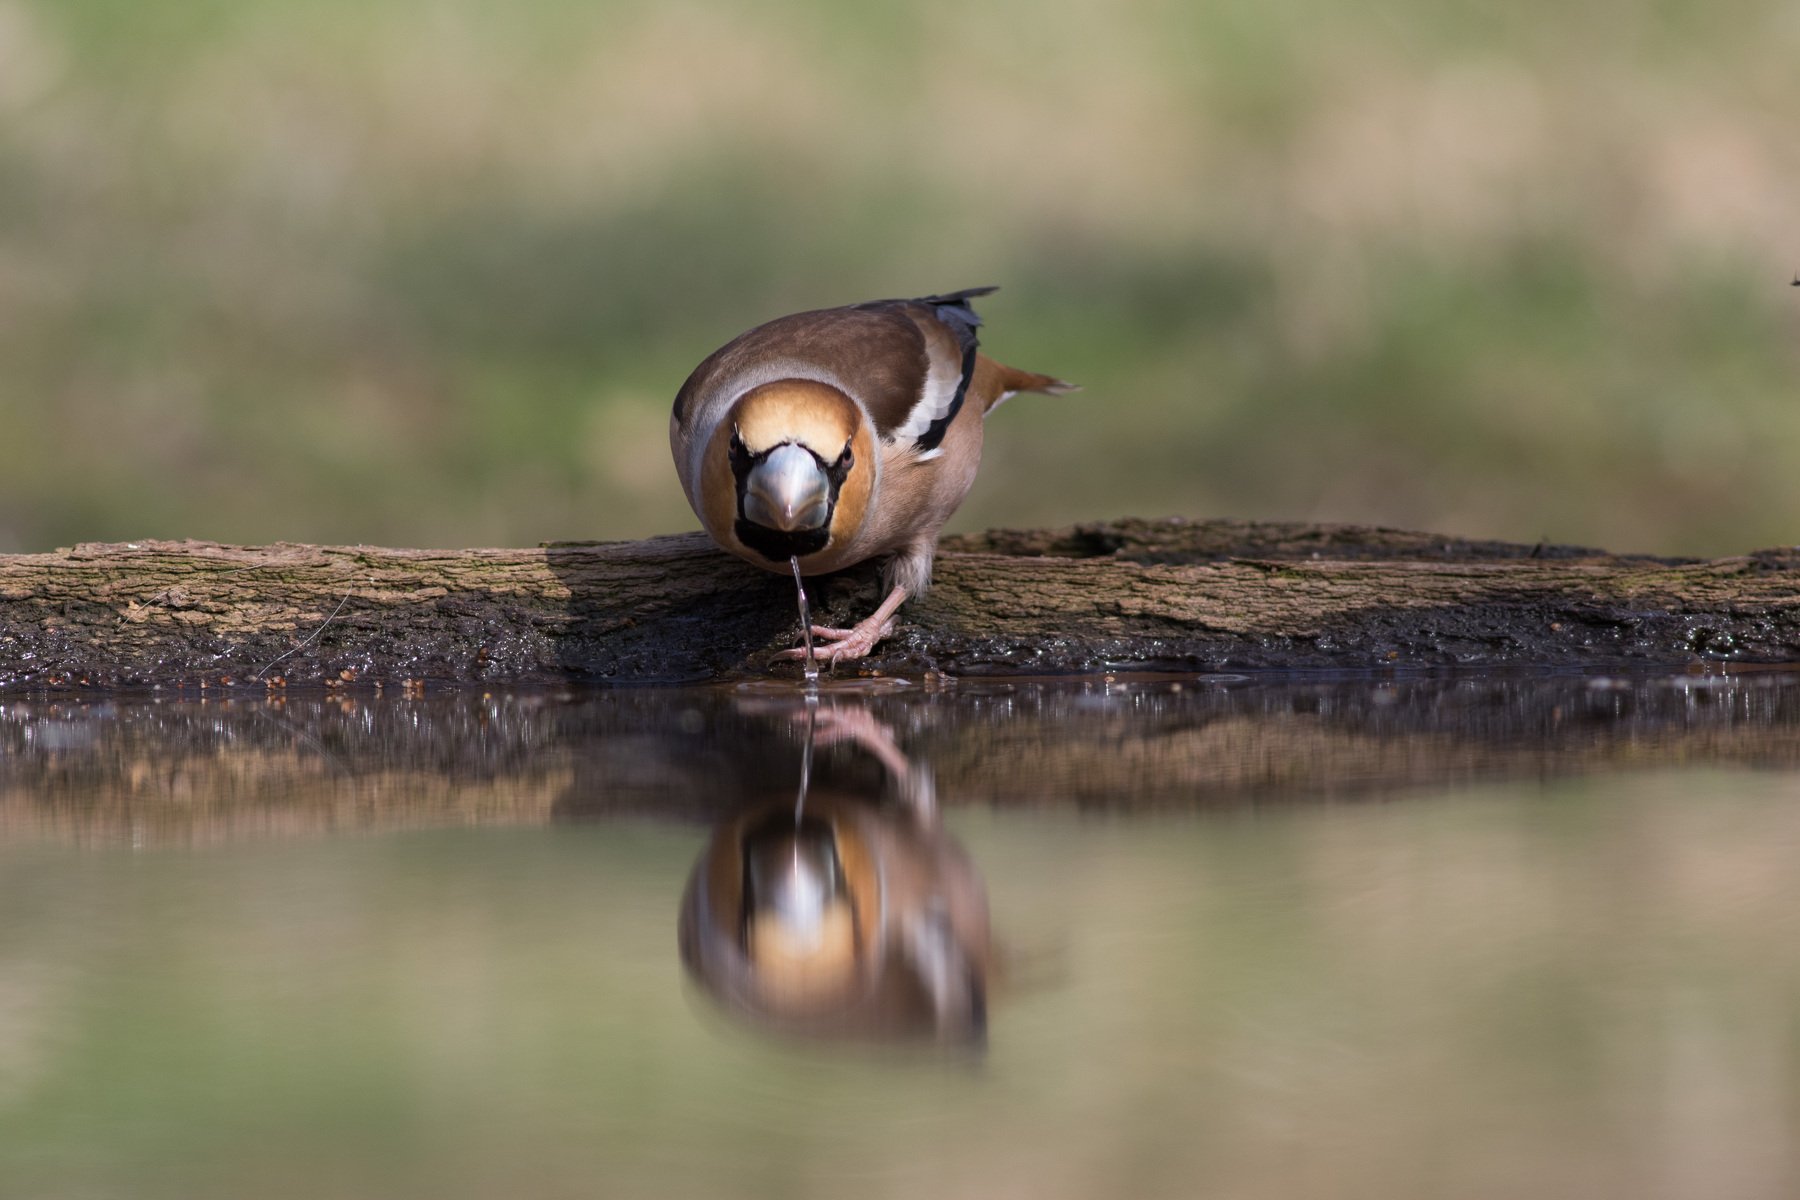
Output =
[
  {"x1": 855, "y1": 287, "x2": 994, "y2": 458},
  {"x1": 671, "y1": 288, "x2": 998, "y2": 459}
]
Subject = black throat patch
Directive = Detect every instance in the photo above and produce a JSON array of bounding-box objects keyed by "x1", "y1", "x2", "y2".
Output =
[{"x1": 733, "y1": 518, "x2": 831, "y2": 562}]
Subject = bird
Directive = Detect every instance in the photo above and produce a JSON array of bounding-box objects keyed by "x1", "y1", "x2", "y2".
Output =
[
  {"x1": 677, "y1": 700, "x2": 994, "y2": 1043},
  {"x1": 669, "y1": 287, "x2": 1074, "y2": 663}
]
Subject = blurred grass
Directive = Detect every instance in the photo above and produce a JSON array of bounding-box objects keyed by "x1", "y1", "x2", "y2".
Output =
[{"x1": 0, "y1": 0, "x2": 1795, "y2": 554}]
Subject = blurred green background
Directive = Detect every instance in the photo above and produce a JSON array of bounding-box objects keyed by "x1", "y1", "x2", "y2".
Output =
[{"x1": 0, "y1": 0, "x2": 1794, "y2": 556}]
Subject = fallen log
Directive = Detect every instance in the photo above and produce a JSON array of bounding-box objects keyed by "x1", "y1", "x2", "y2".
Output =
[{"x1": 0, "y1": 518, "x2": 1796, "y2": 688}]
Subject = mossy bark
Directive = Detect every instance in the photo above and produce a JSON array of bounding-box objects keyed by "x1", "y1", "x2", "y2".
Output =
[{"x1": 1, "y1": 518, "x2": 1796, "y2": 689}]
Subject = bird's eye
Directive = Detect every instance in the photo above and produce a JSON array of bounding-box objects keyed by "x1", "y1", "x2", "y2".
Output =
[
  {"x1": 728, "y1": 428, "x2": 754, "y2": 475},
  {"x1": 824, "y1": 439, "x2": 854, "y2": 488}
]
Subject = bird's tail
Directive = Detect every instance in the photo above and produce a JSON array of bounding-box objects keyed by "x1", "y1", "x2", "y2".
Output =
[
  {"x1": 981, "y1": 358, "x2": 1080, "y2": 413},
  {"x1": 999, "y1": 366, "x2": 1078, "y2": 396}
]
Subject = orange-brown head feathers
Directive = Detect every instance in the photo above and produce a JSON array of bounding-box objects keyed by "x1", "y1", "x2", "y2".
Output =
[
  {"x1": 731, "y1": 380, "x2": 859, "y2": 457},
  {"x1": 697, "y1": 380, "x2": 876, "y2": 568}
]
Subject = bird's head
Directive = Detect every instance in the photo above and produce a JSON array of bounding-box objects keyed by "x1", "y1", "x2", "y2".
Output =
[{"x1": 709, "y1": 380, "x2": 872, "y2": 563}]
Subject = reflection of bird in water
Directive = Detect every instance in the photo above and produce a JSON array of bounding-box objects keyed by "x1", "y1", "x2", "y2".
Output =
[{"x1": 678, "y1": 701, "x2": 993, "y2": 1046}]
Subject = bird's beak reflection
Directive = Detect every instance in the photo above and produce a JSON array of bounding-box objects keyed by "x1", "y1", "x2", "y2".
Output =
[
  {"x1": 740, "y1": 817, "x2": 860, "y2": 1005},
  {"x1": 678, "y1": 702, "x2": 994, "y2": 1047},
  {"x1": 742, "y1": 443, "x2": 831, "y2": 532}
]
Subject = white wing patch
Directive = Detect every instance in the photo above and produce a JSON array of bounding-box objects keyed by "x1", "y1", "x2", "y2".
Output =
[{"x1": 889, "y1": 339, "x2": 963, "y2": 445}]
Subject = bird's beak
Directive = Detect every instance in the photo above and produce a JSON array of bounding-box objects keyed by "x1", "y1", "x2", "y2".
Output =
[{"x1": 742, "y1": 443, "x2": 832, "y2": 532}]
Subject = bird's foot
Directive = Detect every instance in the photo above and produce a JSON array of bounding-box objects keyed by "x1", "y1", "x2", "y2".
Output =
[
  {"x1": 777, "y1": 616, "x2": 897, "y2": 666},
  {"x1": 776, "y1": 582, "x2": 909, "y2": 670}
]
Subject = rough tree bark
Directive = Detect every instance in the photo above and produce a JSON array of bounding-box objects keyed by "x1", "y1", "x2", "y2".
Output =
[{"x1": 0, "y1": 518, "x2": 1795, "y2": 689}]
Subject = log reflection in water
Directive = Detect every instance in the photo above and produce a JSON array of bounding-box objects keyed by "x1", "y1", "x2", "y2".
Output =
[{"x1": 3, "y1": 672, "x2": 1800, "y2": 844}]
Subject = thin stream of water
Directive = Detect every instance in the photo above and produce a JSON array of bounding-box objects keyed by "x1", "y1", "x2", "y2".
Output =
[
  {"x1": 795, "y1": 700, "x2": 814, "y2": 823},
  {"x1": 790, "y1": 554, "x2": 819, "y2": 686}
]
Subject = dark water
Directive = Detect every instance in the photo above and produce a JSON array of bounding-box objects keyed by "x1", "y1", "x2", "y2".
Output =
[{"x1": 3, "y1": 672, "x2": 1800, "y2": 1199}]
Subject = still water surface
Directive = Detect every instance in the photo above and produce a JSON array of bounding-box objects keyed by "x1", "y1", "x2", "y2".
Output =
[{"x1": 3, "y1": 672, "x2": 1799, "y2": 1199}]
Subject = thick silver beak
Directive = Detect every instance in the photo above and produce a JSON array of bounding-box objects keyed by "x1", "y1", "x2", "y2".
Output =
[{"x1": 743, "y1": 443, "x2": 831, "y2": 532}]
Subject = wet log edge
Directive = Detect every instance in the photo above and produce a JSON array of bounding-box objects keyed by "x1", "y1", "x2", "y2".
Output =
[{"x1": 0, "y1": 517, "x2": 1796, "y2": 689}]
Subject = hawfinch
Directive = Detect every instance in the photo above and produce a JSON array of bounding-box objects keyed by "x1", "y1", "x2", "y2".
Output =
[
  {"x1": 678, "y1": 702, "x2": 993, "y2": 1043},
  {"x1": 678, "y1": 786, "x2": 993, "y2": 1043},
  {"x1": 669, "y1": 287, "x2": 1073, "y2": 662}
]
